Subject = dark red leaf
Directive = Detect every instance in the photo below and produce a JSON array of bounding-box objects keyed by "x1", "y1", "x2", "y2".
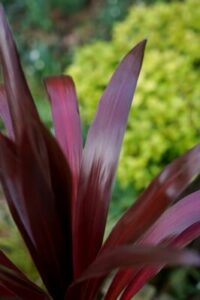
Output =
[
  {"x1": 0, "y1": 251, "x2": 49, "y2": 300},
  {"x1": 0, "y1": 7, "x2": 75, "y2": 297},
  {"x1": 0, "y1": 265, "x2": 50, "y2": 300},
  {"x1": 0, "y1": 5, "x2": 39, "y2": 139},
  {"x1": 73, "y1": 40, "x2": 147, "y2": 277},
  {"x1": 0, "y1": 5, "x2": 56, "y2": 192},
  {"x1": 119, "y1": 222, "x2": 200, "y2": 300},
  {"x1": 67, "y1": 204, "x2": 200, "y2": 299},
  {"x1": 105, "y1": 144, "x2": 200, "y2": 248},
  {"x1": 0, "y1": 85, "x2": 14, "y2": 138},
  {"x1": 0, "y1": 132, "x2": 73, "y2": 299},
  {"x1": 104, "y1": 268, "x2": 134, "y2": 300},
  {"x1": 140, "y1": 190, "x2": 200, "y2": 245},
  {"x1": 75, "y1": 245, "x2": 200, "y2": 282},
  {"x1": 105, "y1": 190, "x2": 200, "y2": 300},
  {"x1": 45, "y1": 75, "x2": 82, "y2": 222}
]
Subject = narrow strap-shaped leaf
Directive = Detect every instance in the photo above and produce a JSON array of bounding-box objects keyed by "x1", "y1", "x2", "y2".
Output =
[
  {"x1": 105, "y1": 190, "x2": 200, "y2": 300},
  {"x1": 68, "y1": 205, "x2": 200, "y2": 299},
  {"x1": 0, "y1": 251, "x2": 48, "y2": 299},
  {"x1": 0, "y1": 265, "x2": 50, "y2": 300},
  {"x1": 104, "y1": 269, "x2": 134, "y2": 300},
  {"x1": 79, "y1": 146, "x2": 200, "y2": 300},
  {"x1": 0, "y1": 6, "x2": 53, "y2": 188},
  {"x1": 0, "y1": 132, "x2": 73, "y2": 299},
  {"x1": 0, "y1": 5, "x2": 73, "y2": 194},
  {"x1": 75, "y1": 245, "x2": 200, "y2": 282},
  {"x1": 0, "y1": 85, "x2": 14, "y2": 138},
  {"x1": 105, "y1": 144, "x2": 200, "y2": 248},
  {"x1": 140, "y1": 190, "x2": 200, "y2": 244},
  {"x1": 0, "y1": 133, "x2": 33, "y2": 239},
  {"x1": 18, "y1": 130, "x2": 72, "y2": 299},
  {"x1": 120, "y1": 222, "x2": 200, "y2": 300},
  {"x1": 0, "y1": 5, "x2": 39, "y2": 138},
  {"x1": 45, "y1": 75, "x2": 82, "y2": 222},
  {"x1": 73, "y1": 40, "x2": 147, "y2": 277},
  {"x1": 0, "y1": 251, "x2": 49, "y2": 299}
]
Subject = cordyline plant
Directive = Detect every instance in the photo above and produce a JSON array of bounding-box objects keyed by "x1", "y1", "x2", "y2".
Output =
[{"x1": 0, "y1": 5, "x2": 200, "y2": 300}]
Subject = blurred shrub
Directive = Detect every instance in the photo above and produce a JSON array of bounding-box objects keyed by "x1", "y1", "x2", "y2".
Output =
[
  {"x1": 67, "y1": 0, "x2": 200, "y2": 192},
  {"x1": 93, "y1": 0, "x2": 176, "y2": 40}
]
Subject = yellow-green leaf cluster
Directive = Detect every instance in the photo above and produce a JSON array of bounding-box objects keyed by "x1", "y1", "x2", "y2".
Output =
[{"x1": 67, "y1": 0, "x2": 200, "y2": 191}]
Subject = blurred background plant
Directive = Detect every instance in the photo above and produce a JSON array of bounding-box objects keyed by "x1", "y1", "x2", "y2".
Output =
[{"x1": 0, "y1": 0, "x2": 200, "y2": 299}]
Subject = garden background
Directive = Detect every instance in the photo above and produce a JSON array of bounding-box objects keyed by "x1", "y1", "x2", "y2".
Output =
[{"x1": 0, "y1": 0, "x2": 199, "y2": 299}]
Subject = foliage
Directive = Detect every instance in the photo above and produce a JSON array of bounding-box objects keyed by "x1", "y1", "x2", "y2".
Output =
[
  {"x1": 67, "y1": 0, "x2": 200, "y2": 192},
  {"x1": 93, "y1": 0, "x2": 176, "y2": 40},
  {"x1": 1, "y1": 5, "x2": 200, "y2": 300}
]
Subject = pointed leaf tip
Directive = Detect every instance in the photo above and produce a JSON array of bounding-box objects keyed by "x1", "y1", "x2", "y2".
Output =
[
  {"x1": 130, "y1": 39, "x2": 147, "y2": 56},
  {"x1": 73, "y1": 39, "x2": 147, "y2": 277}
]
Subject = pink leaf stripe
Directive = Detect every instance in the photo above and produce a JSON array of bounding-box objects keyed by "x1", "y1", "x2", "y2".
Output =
[{"x1": 73, "y1": 40, "x2": 147, "y2": 277}]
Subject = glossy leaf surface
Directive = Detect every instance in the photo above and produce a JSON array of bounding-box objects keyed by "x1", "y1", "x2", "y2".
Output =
[
  {"x1": 73, "y1": 40, "x2": 147, "y2": 277},
  {"x1": 105, "y1": 144, "x2": 200, "y2": 247},
  {"x1": 105, "y1": 191, "x2": 200, "y2": 300},
  {"x1": 120, "y1": 222, "x2": 200, "y2": 300},
  {"x1": 45, "y1": 75, "x2": 82, "y2": 224}
]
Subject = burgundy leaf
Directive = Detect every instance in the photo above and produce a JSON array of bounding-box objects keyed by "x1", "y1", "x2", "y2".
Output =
[
  {"x1": 45, "y1": 75, "x2": 82, "y2": 222},
  {"x1": 0, "y1": 5, "x2": 55, "y2": 189},
  {"x1": 0, "y1": 134, "x2": 57, "y2": 297},
  {"x1": 0, "y1": 8, "x2": 75, "y2": 297},
  {"x1": 0, "y1": 132, "x2": 73, "y2": 299},
  {"x1": 68, "y1": 213, "x2": 200, "y2": 300},
  {"x1": 0, "y1": 265, "x2": 50, "y2": 300},
  {"x1": 140, "y1": 190, "x2": 200, "y2": 245},
  {"x1": 119, "y1": 222, "x2": 200, "y2": 300},
  {"x1": 0, "y1": 85, "x2": 14, "y2": 138},
  {"x1": 105, "y1": 190, "x2": 200, "y2": 300},
  {"x1": 0, "y1": 133, "x2": 33, "y2": 238},
  {"x1": 76, "y1": 245, "x2": 200, "y2": 282},
  {"x1": 73, "y1": 40, "x2": 147, "y2": 277},
  {"x1": 104, "y1": 268, "x2": 134, "y2": 300},
  {"x1": 0, "y1": 5, "x2": 39, "y2": 139},
  {"x1": 84, "y1": 146, "x2": 200, "y2": 300},
  {"x1": 0, "y1": 251, "x2": 49, "y2": 299},
  {"x1": 105, "y1": 144, "x2": 200, "y2": 248}
]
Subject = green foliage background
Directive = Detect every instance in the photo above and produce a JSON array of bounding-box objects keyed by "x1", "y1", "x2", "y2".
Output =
[{"x1": 67, "y1": 0, "x2": 200, "y2": 193}]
